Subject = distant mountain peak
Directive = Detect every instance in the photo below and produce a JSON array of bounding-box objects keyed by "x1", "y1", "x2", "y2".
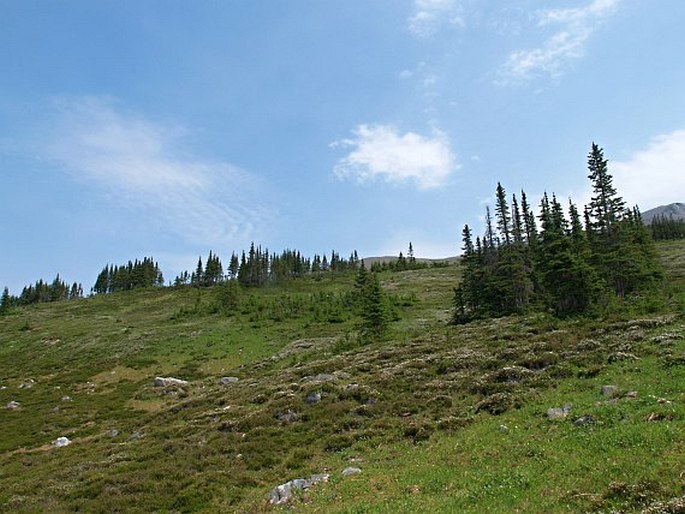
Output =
[{"x1": 641, "y1": 202, "x2": 685, "y2": 224}]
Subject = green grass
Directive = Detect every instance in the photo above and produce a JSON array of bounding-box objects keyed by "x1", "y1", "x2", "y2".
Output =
[{"x1": 0, "y1": 242, "x2": 683, "y2": 512}]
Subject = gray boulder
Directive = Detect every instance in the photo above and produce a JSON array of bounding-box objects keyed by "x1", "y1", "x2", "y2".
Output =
[
  {"x1": 268, "y1": 473, "x2": 329, "y2": 504},
  {"x1": 218, "y1": 376, "x2": 239, "y2": 385},
  {"x1": 305, "y1": 392, "x2": 322, "y2": 404},
  {"x1": 547, "y1": 404, "x2": 571, "y2": 420},
  {"x1": 573, "y1": 415, "x2": 597, "y2": 427},
  {"x1": 342, "y1": 467, "x2": 362, "y2": 477},
  {"x1": 6, "y1": 400, "x2": 20, "y2": 410},
  {"x1": 600, "y1": 385, "x2": 618, "y2": 397},
  {"x1": 304, "y1": 373, "x2": 337, "y2": 383}
]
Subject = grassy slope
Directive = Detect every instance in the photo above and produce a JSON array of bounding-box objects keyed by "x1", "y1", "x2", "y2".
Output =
[{"x1": 0, "y1": 242, "x2": 683, "y2": 513}]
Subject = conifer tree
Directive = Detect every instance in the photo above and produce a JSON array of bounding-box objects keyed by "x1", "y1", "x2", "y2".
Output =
[
  {"x1": 495, "y1": 182, "x2": 511, "y2": 245},
  {"x1": 0, "y1": 287, "x2": 12, "y2": 314}
]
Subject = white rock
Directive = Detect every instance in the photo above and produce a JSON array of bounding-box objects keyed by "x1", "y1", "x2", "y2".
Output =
[
  {"x1": 342, "y1": 467, "x2": 362, "y2": 477},
  {"x1": 53, "y1": 436, "x2": 71, "y2": 448},
  {"x1": 6, "y1": 400, "x2": 21, "y2": 410},
  {"x1": 154, "y1": 377, "x2": 188, "y2": 387}
]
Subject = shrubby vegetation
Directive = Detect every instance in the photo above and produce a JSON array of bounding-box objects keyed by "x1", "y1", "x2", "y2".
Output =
[{"x1": 454, "y1": 143, "x2": 663, "y2": 322}]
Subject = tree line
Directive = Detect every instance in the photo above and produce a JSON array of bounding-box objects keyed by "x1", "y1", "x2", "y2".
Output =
[
  {"x1": 174, "y1": 244, "x2": 362, "y2": 288},
  {"x1": 454, "y1": 143, "x2": 662, "y2": 322},
  {"x1": 649, "y1": 213, "x2": 685, "y2": 241},
  {"x1": 1, "y1": 275, "x2": 83, "y2": 314},
  {"x1": 93, "y1": 257, "x2": 164, "y2": 294}
]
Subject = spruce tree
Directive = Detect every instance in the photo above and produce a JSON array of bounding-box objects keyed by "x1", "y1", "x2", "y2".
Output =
[
  {"x1": 495, "y1": 182, "x2": 511, "y2": 245},
  {"x1": 0, "y1": 287, "x2": 12, "y2": 314}
]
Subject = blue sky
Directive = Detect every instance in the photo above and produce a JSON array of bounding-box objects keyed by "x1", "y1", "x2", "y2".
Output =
[{"x1": 2, "y1": 0, "x2": 685, "y2": 294}]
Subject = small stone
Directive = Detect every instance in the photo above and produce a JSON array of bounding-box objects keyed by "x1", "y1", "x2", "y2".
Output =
[
  {"x1": 624, "y1": 391, "x2": 638, "y2": 399},
  {"x1": 128, "y1": 431, "x2": 143, "y2": 440},
  {"x1": 6, "y1": 400, "x2": 21, "y2": 410},
  {"x1": 305, "y1": 392, "x2": 322, "y2": 404},
  {"x1": 218, "y1": 376, "x2": 239, "y2": 385},
  {"x1": 547, "y1": 407, "x2": 568, "y2": 420},
  {"x1": 53, "y1": 437, "x2": 71, "y2": 448},
  {"x1": 304, "y1": 373, "x2": 337, "y2": 383},
  {"x1": 601, "y1": 385, "x2": 618, "y2": 397},
  {"x1": 276, "y1": 409, "x2": 298, "y2": 423},
  {"x1": 342, "y1": 467, "x2": 362, "y2": 477},
  {"x1": 498, "y1": 424, "x2": 509, "y2": 433},
  {"x1": 107, "y1": 429, "x2": 119, "y2": 438},
  {"x1": 573, "y1": 415, "x2": 597, "y2": 426},
  {"x1": 61, "y1": 396, "x2": 72, "y2": 402}
]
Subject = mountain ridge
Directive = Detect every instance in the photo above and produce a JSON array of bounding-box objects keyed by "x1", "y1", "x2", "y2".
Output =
[{"x1": 641, "y1": 202, "x2": 685, "y2": 223}]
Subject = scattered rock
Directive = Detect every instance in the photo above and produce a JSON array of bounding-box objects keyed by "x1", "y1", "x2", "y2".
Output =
[
  {"x1": 601, "y1": 385, "x2": 618, "y2": 397},
  {"x1": 128, "y1": 431, "x2": 143, "y2": 440},
  {"x1": 498, "y1": 424, "x2": 509, "y2": 433},
  {"x1": 305, "y1": 392, "x2": 321, "y2": 404},
  {"x1": 53, "y1": 437, "x2": 71, "y2": 448},
  {"x1": 267, "y1": 473, "x2": 329, "y2": 505},
  {"x1": 218, "y1": 376, "x2": 239, "y2": 385},
  {"x1": 154, "y1": 377, "x2": 188, "y2": 388},
  {"x1": 573, "y1": 415, "x2": 597, "y2": 427},
  {"x1": 6, "y1": 400, "x2": 21, "y2": 410},
  {"x1": 303, "y1": 373, "x2": 337, "y2": 384},
  {"x1": 342, "y1": 467, "x2": 362, "y2": 477},
  {"x1": 276, "y1": 409, "x2": 298, "y2": 423},
  {"x1": 61, "y1": 396, "x2": 72, "y2": 402},
  {"x1": 19, "y1": 380, "x2": 34, "y2": 389},
  {"x1": 625, "y1": 391, "x2": 638, "y2": 399},
  {"x1": 641, "y1": 494, "x2": 685, "y2": 513},
  {"x1": 107, "y1": 429, "x2": 119, "y2": 438},
  {"x1": 547, "y1": 404, "x2": 572, "y2": 420}
]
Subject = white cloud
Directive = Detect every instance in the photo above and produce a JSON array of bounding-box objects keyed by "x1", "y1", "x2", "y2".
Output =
[
  {"x1": 499, "y1": 0, "x2": 619, "y2": 83},
  {"x1": 611, "y1": 130, "x2": 685, "y2": 210},
  {"x1": 332, "y1": 124, "x2": 457, "y2": 190},
  {"x1": 408, "y1": 0, "x2": 465, "y2": 38},
  {"x1": 45, "y1": 96, "x2": 269, "y2": 247}
]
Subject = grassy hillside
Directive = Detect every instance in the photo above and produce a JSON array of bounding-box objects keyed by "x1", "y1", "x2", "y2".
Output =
[{"x1": 0, "y1": 242, "x2": 683, "y2": 513}]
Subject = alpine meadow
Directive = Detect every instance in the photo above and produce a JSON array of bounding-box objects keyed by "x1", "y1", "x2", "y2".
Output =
[
  {"x1": 3, "y1": 2, "x2": 685, "y2": 513},
  {"x1": 1, "y1": 143, "x2": 684, "y2": 512}
]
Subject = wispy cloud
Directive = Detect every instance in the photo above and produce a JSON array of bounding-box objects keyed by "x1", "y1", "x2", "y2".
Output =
[
  {"x1": 44, "y1": 96, "x2": 269, "y2": 247},
  {"x1": 408, "y1": 0, "x2": 465, "y2": 38},
  {"x1": 499, "y1": 0, "x2": 620, "y2": 83},
  {"x1": 332, "y1": 124, "x2": 457, "y2": 190},
  {"x1": 612, "y1": 130, "x2": 685, "y2": 209}
]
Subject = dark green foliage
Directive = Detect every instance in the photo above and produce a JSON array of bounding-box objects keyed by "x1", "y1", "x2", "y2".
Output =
[
  {"x1": 454, "y1": 144, "x2": 663, "y2": 322},
  {"x1": 7, "y1": 275, "x2": 83, "y2": 307},
  {"x1": 0, "y1": 287, "x2": 13, "y2": 314},
  {"x1": 93, "y1": 257, "x2": 163, "y2": 294},
  {"x1": 354, "y1": 266, "x2": 389, "y2": 340},
  {"x1": 649, "y1": 213, "x2": 685, "y2": 240}
]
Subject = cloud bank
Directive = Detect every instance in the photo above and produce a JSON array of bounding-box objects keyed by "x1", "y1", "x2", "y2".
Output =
[
  {"x1": 45, "y1": 96, "x2": 268, "y2": 247},
  {"x1": 499, "y1": 0, "x2": 620, "y2": 82},
  {"x1": 333, "y1": 124, "x2": 456, "y2": 190},
  {"x1": 612, "y1": 130, "x2": 685, "y2": 210}
]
